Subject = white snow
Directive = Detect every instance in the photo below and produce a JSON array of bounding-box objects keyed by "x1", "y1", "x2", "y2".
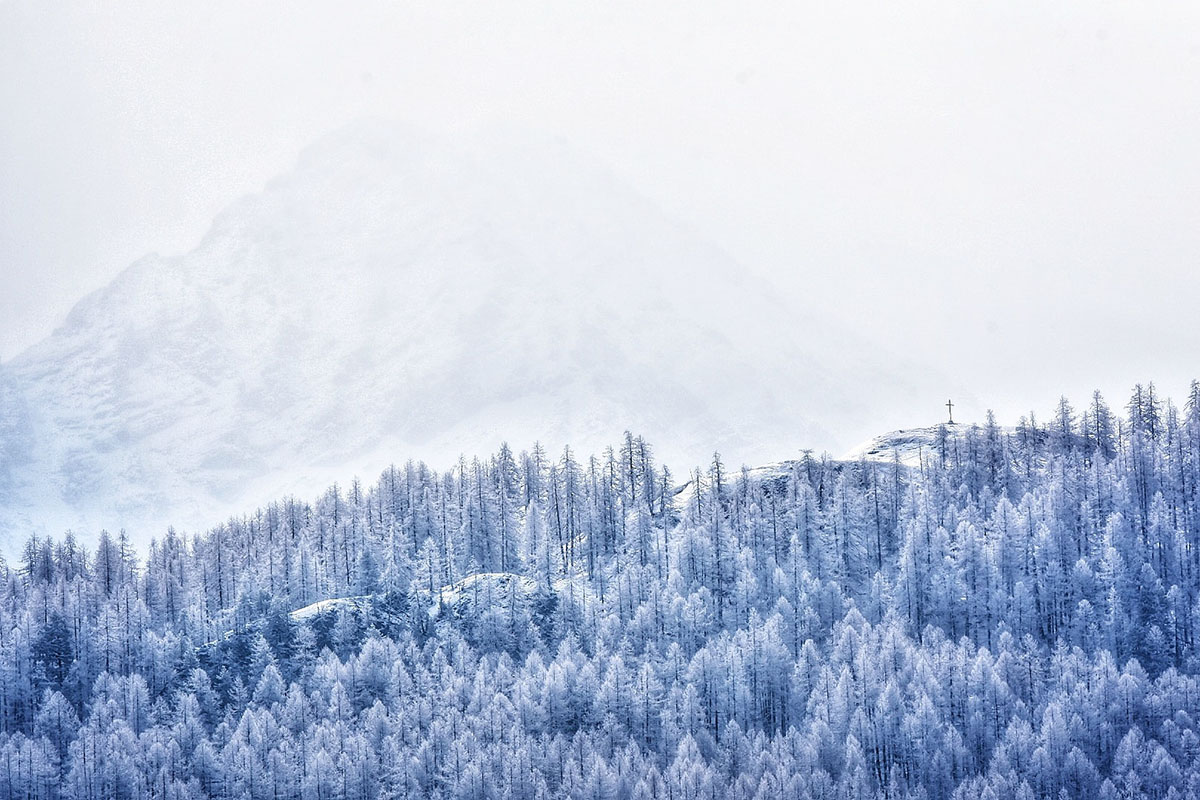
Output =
[
  {"x1": 431, "y1": 572, "x2": 539, "y2": 618},
  {"x1": 289, "y1": 596, "x2": 371, "y2": 622},
  {"x1": 0, "y1": 119, "x2": 927, "y2": 548},
  {"x1": 840, "y1": 422, "x2": 1017, "y2": 466}
]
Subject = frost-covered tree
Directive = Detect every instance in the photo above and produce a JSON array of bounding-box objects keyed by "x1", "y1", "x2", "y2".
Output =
[{"x1": 1, "y1": 386, "x2": 1200, "y2": 798}]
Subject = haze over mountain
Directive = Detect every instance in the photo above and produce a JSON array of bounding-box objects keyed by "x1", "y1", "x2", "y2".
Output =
[{"x1": 0, "y1": 120, "x2": 932, "y2": 544}]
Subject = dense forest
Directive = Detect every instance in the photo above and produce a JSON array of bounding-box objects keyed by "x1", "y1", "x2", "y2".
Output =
[{"x1": 2, "y1": 382, "x2": 1200, "y2": 799}]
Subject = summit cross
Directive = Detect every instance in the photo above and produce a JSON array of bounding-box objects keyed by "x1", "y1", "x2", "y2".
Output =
[{"x1": 946, "y1": 399, "x2": 955, "y2": 424}]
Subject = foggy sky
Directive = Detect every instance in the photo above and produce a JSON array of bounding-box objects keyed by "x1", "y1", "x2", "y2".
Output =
[{"x1": 2, "y1": 0, "x2": 1199, "y2": 439}]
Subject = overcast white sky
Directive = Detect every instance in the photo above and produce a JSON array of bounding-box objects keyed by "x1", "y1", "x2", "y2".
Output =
[{"x1": 2, "y1": 1, "x2": 1199, "y2": 426}]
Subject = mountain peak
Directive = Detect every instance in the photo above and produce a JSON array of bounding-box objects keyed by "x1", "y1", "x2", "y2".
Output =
[{"x1": 1, "y1": 123, "x2": 921, "y2": 545}]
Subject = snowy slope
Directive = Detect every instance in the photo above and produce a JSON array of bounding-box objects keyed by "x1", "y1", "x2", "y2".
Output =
[
  {"x1": 842, "y1": 424, "x2": 969, "y2": 466},
  {"x1": 0, "y1": 119, "x2": 928, "y2": 545},
  {"x1": 840, "y1": 422, "x2": 1039, "y2": 467}
]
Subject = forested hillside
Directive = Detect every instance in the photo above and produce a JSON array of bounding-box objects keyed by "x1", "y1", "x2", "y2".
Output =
[{"x1": 2, "y1": 383, "x2": 1200, "y2": 799}]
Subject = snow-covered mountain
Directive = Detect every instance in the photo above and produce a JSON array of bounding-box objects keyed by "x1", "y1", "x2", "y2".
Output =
[{"x1": 0, "y1": 119, "x2": 927, "y2": 545}]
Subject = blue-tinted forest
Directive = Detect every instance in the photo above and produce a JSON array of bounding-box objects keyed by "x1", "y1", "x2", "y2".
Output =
[{"x1": 2, "y1": 383, "x2": 1200, "y2": 799}]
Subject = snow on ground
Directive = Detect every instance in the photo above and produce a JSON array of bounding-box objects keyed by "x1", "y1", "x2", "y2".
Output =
[
  {"x1": 842, "y1": 422, "x2": 982, "y2": 467},
  {"x1": 289, "y1": 596, "x2": 372, "y2": 622},
  {"x1": 431, "y1": 572, "x2": 540, "y2": 618}
]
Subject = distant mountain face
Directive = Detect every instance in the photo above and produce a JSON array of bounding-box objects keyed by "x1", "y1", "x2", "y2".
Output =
[{"x1": 0, "y1": 120, "x2": 923, "y2": 545}]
